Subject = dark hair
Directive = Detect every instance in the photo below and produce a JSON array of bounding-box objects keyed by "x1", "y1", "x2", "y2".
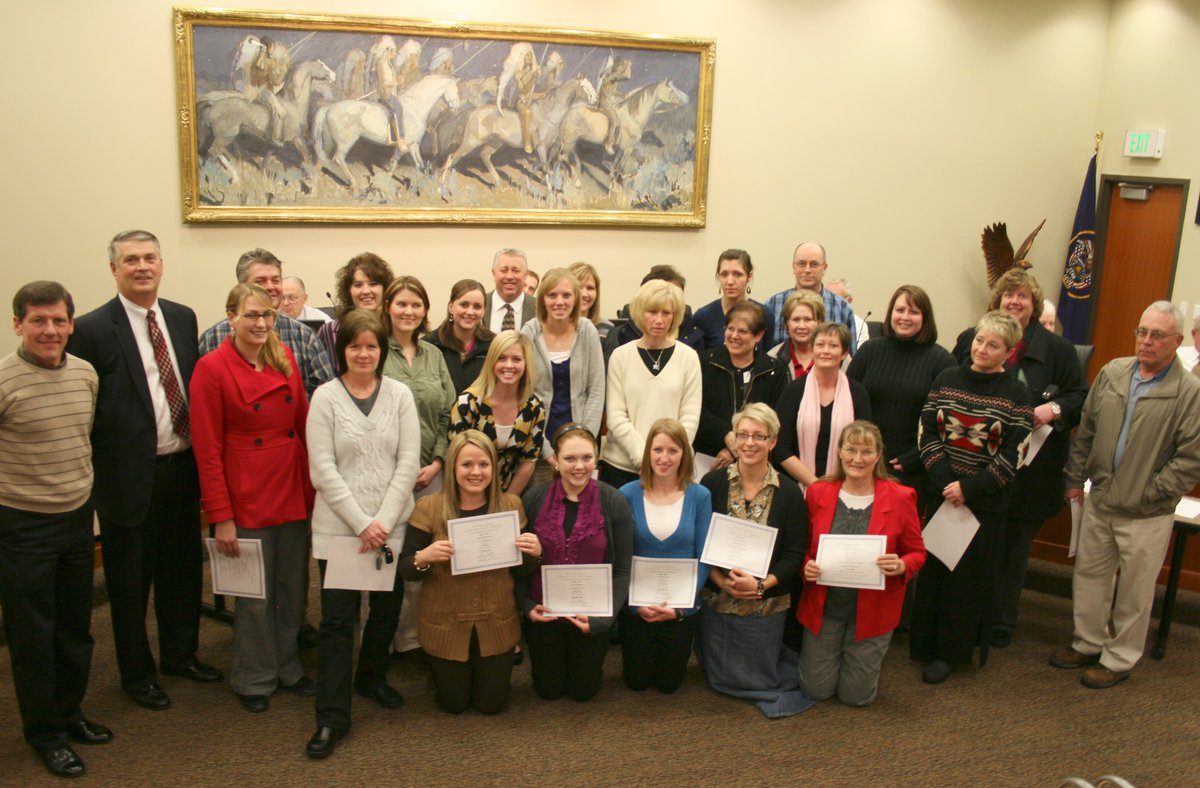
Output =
[
  {"x1": 13, "y1": 281, "x2": 75, "y2": 320},
  {"x1": 235, "y1": 248, "x2": 283, "y2": 282},
  {"x1": 716, "y1": 248, "x2": 752, "y2": 276},
  {"x1": 335, "y1": 308, "x2": 389, "y2": 377},
  {"x1": 882, "y1": 285, "x2": 939, "y2": 344},
  {"x1": 383, "y1": 276, "x2": 432, "y2": 340},
  {"x1": 641, "y1": 264, "x2": 686, "y2": 289},
  {"x1": 437, "y1": 279, "x2": 495, "y2": 352},
  {"x1": 334, "y1": 252, "x2": 394, "y2": 318},
  {"x1": 725, "y1": 301, "x2": 766, "y2": 335}
]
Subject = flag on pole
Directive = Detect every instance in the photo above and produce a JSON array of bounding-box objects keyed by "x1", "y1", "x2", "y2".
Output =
[{"x1": 1057, "y1": 154, "x2": 1098, "y2": 343}]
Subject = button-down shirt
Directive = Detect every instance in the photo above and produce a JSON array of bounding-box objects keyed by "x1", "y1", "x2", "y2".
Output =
[
  {"x1": 762, "y1": 285, "x2": 858, "y2": 354},
  {"x1": 1114, "y1": 361, "x2": 1171, "y2": 468},
  {"x1": 119, "y1": 293, "x2": 190, "y2": 455},
  {"x1": 198, "y1": 313, "x2": 333, "y2": 397},
  {"x1": 488, "y1": 293, "x2": 526, "y2": 334}
]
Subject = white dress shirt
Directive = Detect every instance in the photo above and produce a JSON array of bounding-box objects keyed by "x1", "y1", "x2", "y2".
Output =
[
  {"x1": 119, "y1": 293, "x2": 190, "y2": 455},
  {"x1": 488, "y1": 292, "x2": 526, "y2": 334}
]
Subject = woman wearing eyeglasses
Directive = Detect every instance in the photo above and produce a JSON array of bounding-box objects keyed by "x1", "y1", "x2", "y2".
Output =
[
  {"x1": 797, "y1": 421, "x2": 925, "y2": 707},
  {"x1": 304, "y1": 310, "x2": 421, "y2": 759},
  {"x1": 698, "y1": 404, "x2": 809, "y2": 717},
  {"x1": 190, "y1": 284, "x2": 314, "y2": 715}
]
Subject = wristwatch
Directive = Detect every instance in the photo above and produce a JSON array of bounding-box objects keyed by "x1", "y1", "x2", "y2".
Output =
[
  {"x1": 1049, "y1": 401, "x2": 1062, "y2": 421},
  {"x1": 755, "y1": 579, "x2": 765, "y2": 599}
]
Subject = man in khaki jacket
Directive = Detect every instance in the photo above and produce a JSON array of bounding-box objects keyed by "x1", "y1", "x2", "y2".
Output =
[{"x1": 1051, "y1": 301, "x2": 1200, "y2": 688}]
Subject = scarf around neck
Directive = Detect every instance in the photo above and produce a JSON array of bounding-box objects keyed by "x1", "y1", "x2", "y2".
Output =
[
  {"x1": 797, "y1": 370, "x2": 854, "y2": 483},
  {"x1": 533, "y1": 478, "x2": 605, "y2": 566}
]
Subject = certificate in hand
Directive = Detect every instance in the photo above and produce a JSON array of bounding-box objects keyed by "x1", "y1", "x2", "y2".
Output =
[
  {"x1": 700, "y1": 513, "x2": 777, "y2": 579},
  {"x1": 814, "y1": 533, "x2": 887, "y2": 590},
  {"x1": 205, "y1": 538, "x2": 266, "y2": 599},
  {"x1": 448, "y1": 510, "x2": 521, "y2": 575},
  {"x1": 922, "y1": 501, "x2": 981, "y2": 572},
  {"x1": 541, "y1": 564, "x2": 612, "y2": 617},
  {"x1": 629, "y1": 557, "x2": 699, "y2": 609},
  {"x1": 323, "y1": 536, "x2": 405, "y2": 591}
]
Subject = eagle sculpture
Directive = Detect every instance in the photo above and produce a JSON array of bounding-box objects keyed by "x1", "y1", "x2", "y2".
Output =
[{"x1": 981, "y1": 219, "x2": 1046, "y2": 288}]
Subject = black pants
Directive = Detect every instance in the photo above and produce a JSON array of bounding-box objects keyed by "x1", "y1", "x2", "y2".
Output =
[
  {"x1": 619, "y1": 609, "x2": 697, "y2": 694},
  {"x1": 523, "y1": 618, "x2": 610, "y2": 701},
  {"x1": 598, "y1": 462, "x2": 639, "y2": 490},
  {"x1": 99, "y1": 452, "x2": 202, "y2": 688},
  {"x1": 315, "y1": 560, "x2": 405, "y2": 731},
  {"x1": 0, "y1": 503, "x2": 95, "y2": 750},
  {"x1": 425, "y1": 628, "x2": 513, "y2": 714},
  {"x1": 994, "y1": 516, "x2": 1045, "y2": 633}
]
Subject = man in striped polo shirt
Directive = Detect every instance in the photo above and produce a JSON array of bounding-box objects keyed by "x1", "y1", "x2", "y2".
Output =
[{"x1": 0, "y1": 281, "x2": 107, "y2": 778}]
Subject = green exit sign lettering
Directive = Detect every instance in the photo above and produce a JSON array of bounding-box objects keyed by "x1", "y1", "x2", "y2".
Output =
[{"x1": 1123, "y1": 128, "x2": 1165, "y2": 159}]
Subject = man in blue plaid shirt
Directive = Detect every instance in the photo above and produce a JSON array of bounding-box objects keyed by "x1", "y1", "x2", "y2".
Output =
[{"x1": 762, "y1": 241, "x2": 858, "y2": 355}]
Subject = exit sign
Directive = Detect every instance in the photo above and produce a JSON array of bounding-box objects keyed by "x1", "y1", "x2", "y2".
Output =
[{"x1": 1124, "y1": 128, "x2": 1165, "y2": 158}]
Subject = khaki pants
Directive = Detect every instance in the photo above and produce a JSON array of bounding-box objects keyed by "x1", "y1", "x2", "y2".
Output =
[{"x1": 1071, "y1": 499, "x2": 1174, "y2": 672}]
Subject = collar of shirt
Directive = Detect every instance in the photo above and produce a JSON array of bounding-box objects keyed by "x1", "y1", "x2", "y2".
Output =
[
  {"x1": 118, "y1": 292, "x2": 161, "y2": 327},
  {"x1": 1132, "y1": 360, "x2": 1172, "y2": 387},
  {"x1": 494, "y1": 293, "x2": 524, "y2": 319}
]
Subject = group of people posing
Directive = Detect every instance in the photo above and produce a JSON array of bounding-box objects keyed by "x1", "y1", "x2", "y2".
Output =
[{"x1": 2, "y1": 232, "x2": 1198, "y2": 778}]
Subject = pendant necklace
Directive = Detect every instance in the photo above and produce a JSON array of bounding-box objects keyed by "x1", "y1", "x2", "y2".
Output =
[{"x1": 640, "y1": 345, "x2": 667, "y2": 371}]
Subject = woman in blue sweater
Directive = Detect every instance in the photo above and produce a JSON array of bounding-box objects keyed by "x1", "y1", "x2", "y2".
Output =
[{"x1": 619, "y1": 419, "x2": 712, "y2": 694}]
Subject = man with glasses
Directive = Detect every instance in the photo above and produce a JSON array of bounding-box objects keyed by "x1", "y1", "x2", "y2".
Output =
[
  {"x1": 1051, "y1": 301, "x2": 1200, "y2": 688},
  {"x1": 70, "y1": 231, "x2": 224, "y2": 713},
  {"x1": 762, "y1": 242, "x2": 857, "y2": 353},
  {"x1": 280, "y1": 276, "x2": 332, "y2": 324}
]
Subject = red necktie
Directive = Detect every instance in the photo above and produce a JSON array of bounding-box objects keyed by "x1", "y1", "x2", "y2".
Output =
[{"x1": 147, "y1": 309, "x2": 190, "y2": 440}]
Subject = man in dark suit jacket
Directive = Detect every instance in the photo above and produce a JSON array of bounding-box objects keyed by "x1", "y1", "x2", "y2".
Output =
[
  {"x1": 483, "y1": 248, "x2": 536, "y2": 333},
  {"x1": 68, "y1": 230, "x2": 223, "y2": 712}
]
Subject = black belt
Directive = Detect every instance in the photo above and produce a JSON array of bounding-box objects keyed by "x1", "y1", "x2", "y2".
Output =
[{"x1": 155, "y1": 448, "x2": 193, "y2": 464}]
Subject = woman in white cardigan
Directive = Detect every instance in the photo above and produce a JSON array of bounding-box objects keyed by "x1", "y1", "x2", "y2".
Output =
[
  {"x1": 601, "y1": 280, "x2": 702, "y2": 488},
  {"x1": 305, "y1": 309, "x2": 420, "y2": 759},
  {"x1": 521, "y1": 268, "x2": 605, "y2": 482}
]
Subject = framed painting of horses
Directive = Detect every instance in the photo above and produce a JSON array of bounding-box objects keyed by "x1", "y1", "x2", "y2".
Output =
[{"x1": 173, "y1": 7, "x2": 715, "y2": 226}]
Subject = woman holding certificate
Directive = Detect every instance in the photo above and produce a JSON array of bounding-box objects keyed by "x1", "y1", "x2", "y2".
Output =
[
  {"x1": 618, "y1": 419, "x2": 711, "y2": 694},
  {"x1": 518, "y1": 424, "x2": 633, "y2": 701},
  {"x1": 306, "y1": 310, "x2": 420, "y2": 759},
  {"x1": 911, "y1": 311, "x2": 1033, "y2": 684},
  {"x1": 698, "y1": 403, "x2": 809, "y2": 718},
  {"x1": 600, "y1": 280, "x2": 702, "y2": 488},
  {"x1": 398, "y1": 431, "x2": 543, "y2": 714},
  {"x1": 190, "y1": 284, "x2": 314, "y2": 715},
  {"x1": 772, "y1": 321, "x2": 871, "y2": 492},
  {"x1": 797, "y1": 421, "x2": 926, "y2": 707},
  {"x1": 449, "y1": 331, "x2": 545, "y2": 496}
]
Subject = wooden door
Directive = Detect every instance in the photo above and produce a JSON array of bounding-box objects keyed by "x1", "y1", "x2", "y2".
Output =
[{"x1": 1087, "y1": 177, "x2": 1188, "y2": 378}]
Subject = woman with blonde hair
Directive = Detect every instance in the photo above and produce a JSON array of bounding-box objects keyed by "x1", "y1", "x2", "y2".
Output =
[
  {"x1": 397, "y1": 431, "x2": 543, "y2": 713},
  {"x1": 601, "y1": 280, "x2": 702, "y2": 488},
  {"x1": 767, "y1": 290, "x2": 825, "y2": 381},
  {"x1": 190, "y1": 283, "x2": 314, "y2": 714},
  {"x1": 567, "y1": 261, "x2": 619, "y2": 364},
  {"x1": 449, "y1": 330, "x2": 545, "y2": 496},
  {"x1": 798, "y1": 420, "x2": 925, "y2": 707}
]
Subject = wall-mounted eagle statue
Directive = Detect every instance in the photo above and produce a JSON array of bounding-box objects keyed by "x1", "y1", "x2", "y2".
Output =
[{"x1": 981, "y1": 219, "x2": 1046, "y2": 288}]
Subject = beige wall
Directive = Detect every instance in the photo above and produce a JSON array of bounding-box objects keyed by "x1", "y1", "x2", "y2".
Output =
[{"x1": 8, "y1": 0, "x2": 1187, "y2": 343}]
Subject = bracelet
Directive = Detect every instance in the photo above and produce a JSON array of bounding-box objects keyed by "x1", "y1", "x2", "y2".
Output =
[
  {"x1": 675, "y1": 608, "x2": 685, "y2": 621},
  {"x1": 414, "y1": 552, "x2": 430, "y2": 572},
  {"x1": 756, "y1": 579, "x2": 765, "y2": 598}
]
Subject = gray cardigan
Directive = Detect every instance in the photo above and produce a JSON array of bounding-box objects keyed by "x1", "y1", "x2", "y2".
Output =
[{"x1": 522, "y1": 317, "x2": 606, "y2": 452}]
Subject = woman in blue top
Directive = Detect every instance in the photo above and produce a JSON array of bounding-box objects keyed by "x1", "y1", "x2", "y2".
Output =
[{"x1": 619, "y1": 418, "x2": 712, "y2": 694}]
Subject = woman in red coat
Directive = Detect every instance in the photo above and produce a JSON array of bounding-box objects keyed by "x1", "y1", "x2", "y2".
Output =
[
  {"x1": 190, "y1": 283, "x2": 315, "y2": 714},
  {"x1": 797, "y1": 420, "x2": 925, "y2": 706}
]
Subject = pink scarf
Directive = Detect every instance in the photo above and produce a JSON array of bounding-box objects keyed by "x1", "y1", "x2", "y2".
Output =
[{"x1": 796, "y1": 370, "x2": 854, "y2": 481}]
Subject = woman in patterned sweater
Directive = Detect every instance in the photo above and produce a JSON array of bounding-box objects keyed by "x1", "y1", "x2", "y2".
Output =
[{"x1": 910, "y1": 311, "x2": 1033, "y2": 685}]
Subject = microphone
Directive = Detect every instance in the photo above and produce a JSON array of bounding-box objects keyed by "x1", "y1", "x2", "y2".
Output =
[{"x1": 326, "y1": 291, "x2": 337, "y2": 307}]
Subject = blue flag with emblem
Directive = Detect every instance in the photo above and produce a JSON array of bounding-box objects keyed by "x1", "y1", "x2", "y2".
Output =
[{"x1": 1057, "y1": 154, "x2": 1097, "y2": 343}]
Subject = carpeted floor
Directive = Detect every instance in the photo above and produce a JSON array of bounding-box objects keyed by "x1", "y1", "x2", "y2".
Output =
[{"x1": 1, "y1": 559, "x2": 1197, "y2": 787}]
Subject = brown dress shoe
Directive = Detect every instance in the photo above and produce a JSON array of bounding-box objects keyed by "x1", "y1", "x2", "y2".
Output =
[
  {"x1": 1081, "y1": 666, "x2": 1130, "y2": 689},
  {"x1": 1049, "y1": 646, "x2": 1100, "y2": 669}
]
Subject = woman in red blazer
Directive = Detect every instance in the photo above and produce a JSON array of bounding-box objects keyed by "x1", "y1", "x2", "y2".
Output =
[
  {"x1": 190, "y1": 283, "x2": 315, "y2": 714},
  {"x1": 797, "y1": 420, "x2": 925, "y2": 707}
]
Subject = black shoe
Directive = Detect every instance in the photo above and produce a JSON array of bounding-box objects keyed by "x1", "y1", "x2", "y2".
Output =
[
  {"x1": 305, "y1": 726, "x2": 345, "y2": 759},
  {"x1": 162, "y1": 659, "x2": 224, "y2": 683},
  {"x1": 66, "y1": 719, "x2": 112, "y2": 745},
  {"x1": 512, "y1": 645, "x2": 524, "y2": 666},
  {"x1": 990, "y1": 628, "x2": 1013, "y2": 649},
  {"x1": 280, "y1": 676, "x2": 316, "y2": 697},
  {"x1": 355, "y1": 680, "x2": 404, "y2": 709},
  {"x1": 237, "y1": 694, "x2": 269, "y2": 713},
  {"x1": 922, "y1": 660, "x2": 954, "y2": 684},
  {"x1": 297, "y1": 623, "x2": 320, "y2": 649},
  {"x1": 37, "y1": 746, "x2": 85, "y2": 778},
  {"x1": 125, "y1": 682, "x2": 172, "y2": 711}
]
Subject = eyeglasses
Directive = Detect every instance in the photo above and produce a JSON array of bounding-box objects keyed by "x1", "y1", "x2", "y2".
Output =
[
  {"x1": 840, "y1": 446, "x2": 878, "y2": 459},
  {"x1": 793, "y1": 261, "x2": 825, "y2": 270},
  {"x1": 239, "y1": 311, "x2": 277, "y2": 324},
  {"x1": 280, "y1": 294, "x2": 303, "y2": 304},
  {"x1": 375, "y1": 544, "x2": 394, "y2": 571},
  {"x1": 1134, "y1": 328, "x2": 1179, "y2": 342},
  {"x1": 735, "y1": 432, "x2": 771, "y2": 444}
]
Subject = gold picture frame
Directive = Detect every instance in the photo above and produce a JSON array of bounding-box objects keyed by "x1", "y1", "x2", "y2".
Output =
[{"x1": 173, "y1": 7, "x2": 715, "y2": 226}]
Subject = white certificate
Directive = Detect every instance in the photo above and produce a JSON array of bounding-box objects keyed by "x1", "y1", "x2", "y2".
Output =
[
  {"x1": 1022, "y1": 423, "x2": 1054, "y2": 467},
  {"x1": 814, "y1": 533, "x2": 887, "y2": 590},
  {"x1": 692, "y1": 453, "x2": 717, "y2": 483},
  {"x1": 922, "y1": 501, "x2": 981, "y2": 572},
  {"x1": 448, "y1": 510, "x2": 521, "y2": 575},
  {"x1": 322, "y1": 536, "x2": 404, "y2": 591},
  {"x1": 700, "y1": 513, "x2": 778, "y2": 579},
  {"x1": 541, "y1": 564, "x2": 612, "y2": 617},
  {"x1": 1068, "y1": 498, "x2": 1083, "y2": 558},
  {"x1": 629, "y1": 557, "x2": 699, "y2": 608},
  {"x1": 205, "y1": 538, "x2": 266, "y2": 599},
  {"x1": 1176, "y1": 496, "x2": 1200, "y2": 522}
]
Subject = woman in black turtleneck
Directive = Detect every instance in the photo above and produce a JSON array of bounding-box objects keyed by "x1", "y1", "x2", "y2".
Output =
[{"x1": 846, "y1": 285, "x2": 954, "y2": 515}]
